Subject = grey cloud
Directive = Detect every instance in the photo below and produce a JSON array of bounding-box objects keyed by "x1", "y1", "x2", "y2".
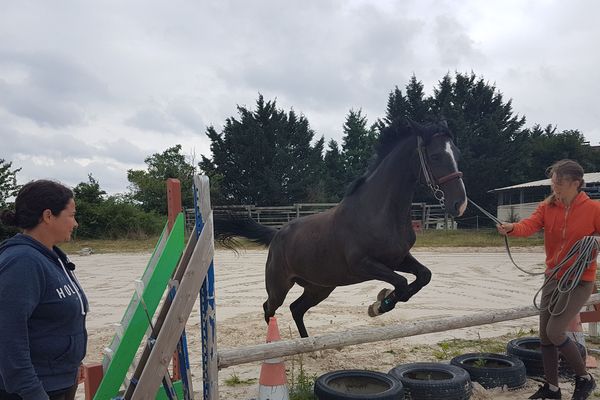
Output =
[
  {"x1": 214, "y1": 2, "x2": 425, "y2": 112},
  {"x1": 126, "y1": 107, "x2": 176, "y2": 133},
  {"x1": 126, "y1": 101, "x2": 206, "y2": 134},
  {"x1": 0, "y1": 80, "x2": 86, "y2": 127},
  {"x1": 1, "y1": 128, "x2": 146, "y2": 165},
  {"x1": 166, "y1": 102, "x2": 205, "y2": 133},
  {"x1": 0, "y1": 52, "x2": 110, "y2": 127},
  {"x1": 15, "y1": 156, "x2": 134, "y2": 195},
  {"x1": 433, "y1": 15, "x2": 484, "y2": 66},
  {"x1": 97, "y1": 138, "x2": 147, "y2": 164}
]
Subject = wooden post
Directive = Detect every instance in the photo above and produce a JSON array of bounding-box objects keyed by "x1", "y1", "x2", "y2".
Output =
[
  {"x1": 167, "y1": 178, "x2": 182, "y2": 233},
  {"x1": 81, "y1": 363, "x2": 103, "y2": 400}
]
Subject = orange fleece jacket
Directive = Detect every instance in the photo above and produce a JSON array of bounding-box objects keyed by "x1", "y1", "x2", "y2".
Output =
[{"x1": 509, "y1": 191, "x2": 600, "y2": 281}]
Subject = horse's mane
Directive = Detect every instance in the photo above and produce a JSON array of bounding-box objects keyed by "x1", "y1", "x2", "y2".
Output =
[
  {"x1": 345, "y1": 120, "x2": 413, "y2": 196},
  {"x1": 345, "y1": 118, "x2": 450, "y2": 196}
]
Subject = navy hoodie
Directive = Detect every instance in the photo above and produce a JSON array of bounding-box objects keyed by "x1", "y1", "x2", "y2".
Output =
[{"x1": 0, "y1": 234, "x2": 88, "y2": 399}]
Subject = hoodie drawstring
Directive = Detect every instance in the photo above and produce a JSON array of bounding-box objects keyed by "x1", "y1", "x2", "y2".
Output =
[{"x1": 58, "y1": 258, "x2": 86, "y2": 316}]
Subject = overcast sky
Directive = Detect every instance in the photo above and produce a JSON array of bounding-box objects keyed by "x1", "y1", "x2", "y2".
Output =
[{"x1": 1, "y1": 1, "x2": 599, "y2": 194}]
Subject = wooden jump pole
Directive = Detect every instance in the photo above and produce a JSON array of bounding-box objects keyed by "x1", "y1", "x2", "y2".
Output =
[{"x1": 218, "y1": 293, "x2": 600, "y2": 368}]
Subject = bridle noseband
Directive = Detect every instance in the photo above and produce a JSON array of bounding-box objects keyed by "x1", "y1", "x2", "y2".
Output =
[{"x1": 416, "y1": 134, "x2": 463, "y2": 207}]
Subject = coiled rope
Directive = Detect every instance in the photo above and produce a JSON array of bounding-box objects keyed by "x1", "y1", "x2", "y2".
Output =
[
  {"x1": 535, "y1": 235, "x2": 599, "y2": 315},
  {"x1": 468, "y1": 198, "x2": 599, "y2": 315}
]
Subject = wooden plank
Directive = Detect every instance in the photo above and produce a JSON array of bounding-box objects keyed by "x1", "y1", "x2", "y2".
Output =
[
  {"x1": 218, "y1": 293, "x2": 600, "y2": 368},
  {"x1": 131, "y1": 214, "x2": 215, "y2": 399},
  {"x1": 93, "y1": 215, "x2": 185, "y2": 400},
  {"x1": 122, "y1": 226, "x2": 198, "y2": 399}
]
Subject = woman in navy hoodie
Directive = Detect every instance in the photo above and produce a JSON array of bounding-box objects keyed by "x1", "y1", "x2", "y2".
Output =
[{"x1": 0, "y1": 180, "x2": 88, "y2": 400}]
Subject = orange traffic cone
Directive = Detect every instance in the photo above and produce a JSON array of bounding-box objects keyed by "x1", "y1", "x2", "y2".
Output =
[{"x1": 258, "y1": 317, "x2": 289, "y2": 400}]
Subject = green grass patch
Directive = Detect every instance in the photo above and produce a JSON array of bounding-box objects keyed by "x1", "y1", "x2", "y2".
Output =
[
  {"x1": 432, "y1": 329, "x2": 537, "y2": 360},
  {"x1": 60, "y1": 228, "x2": 543, "y2": 255},
  {"x1": 289, "y1": 355, "x2": 317, "y2": 400},
  {"x1": 413, "y1": 229, "x2": 544, "y2": 247},
  {"x1": 216, "y1": 229, "x2": 544, "y2": 250},
  {"x1": 224, "y1": 371, "x2": 256, "y2": 386}
]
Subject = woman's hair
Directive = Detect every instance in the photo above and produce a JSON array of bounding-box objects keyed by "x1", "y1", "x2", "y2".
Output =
[
  {"x1": 0, "y1": 180, "x2": 73, "y2": 229},
  {"x1": 544, "y1": 159, "x2": 585, "y2": 205}
]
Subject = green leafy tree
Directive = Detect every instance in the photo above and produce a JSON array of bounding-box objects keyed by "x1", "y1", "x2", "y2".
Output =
[
  {"x1": 127, "y1": 145, "x2": 196, "y2": 214},
  {"x1": 72, "y1": 175, "x2": 163, "y2": 239},
  {"x1": 74, "y1": 174, "x2": 106, "y2": 204},
  {"x1": 199, "y1": 94, "x2": 325, "y2": 205},
  {"x1": 0, "y1": 159, "x2": 21, "y2": 209}
]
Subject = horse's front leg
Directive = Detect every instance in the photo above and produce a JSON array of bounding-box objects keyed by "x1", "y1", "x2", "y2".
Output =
[
  {"x1": 368, "y1": 253, "x2": 431, "y2": 316},
  {"x1": 392, "y1": 252, "x2": 431, "y2": 302},
  {"x1": 349, "y1": 256, "x2": 410, "y2": 317}
]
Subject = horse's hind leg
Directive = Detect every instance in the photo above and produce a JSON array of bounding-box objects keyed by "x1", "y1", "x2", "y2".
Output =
[
  {"x1": 290, "y1": 285, "x2": 335, "y2": 338},
  {"x1": 263, "y1": 259, "x2": 294, "y2": 324}
]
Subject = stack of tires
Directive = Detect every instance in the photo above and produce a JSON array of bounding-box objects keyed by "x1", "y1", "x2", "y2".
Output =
[
  {"x1": 313, "y1": 336, "x2": 586, "y2": 399},
  {"x1": 506, "y1": 336, "x2": 586, "y2": 378},
  {"x1": 314, "y1": 364, "x2": 473, "y2": 399}
]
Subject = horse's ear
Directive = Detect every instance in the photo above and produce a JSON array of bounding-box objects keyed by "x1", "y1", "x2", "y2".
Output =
[
  {"x1": 407, "y1": 119, "x2": 423, "y2": 133},
  {"x1": 440, "y1": 119, "x2": 448, "y2": 129}
]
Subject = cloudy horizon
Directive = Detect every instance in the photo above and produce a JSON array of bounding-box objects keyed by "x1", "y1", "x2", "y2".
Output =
[{"x1": 1, "y1": 0, "x2": 599, "y2": 194}]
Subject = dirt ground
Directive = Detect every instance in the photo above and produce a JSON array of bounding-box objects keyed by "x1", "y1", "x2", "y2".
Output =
[{"x1": 74, "y1": 247, "x2": 600, "y2": 399}]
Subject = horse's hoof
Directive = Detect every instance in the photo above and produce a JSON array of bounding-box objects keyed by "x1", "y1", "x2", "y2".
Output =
[
  {"x1": 377, "y1": 288, "x2": 394, "y2": 302},
  {"x1": 368, "y1": 302, "x2": 382, "y2": 317}
]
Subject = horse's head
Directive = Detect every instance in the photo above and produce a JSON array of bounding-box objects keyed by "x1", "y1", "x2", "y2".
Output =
[{"x1": 411, "y1": 120, "x2": 467, "y2": 217}]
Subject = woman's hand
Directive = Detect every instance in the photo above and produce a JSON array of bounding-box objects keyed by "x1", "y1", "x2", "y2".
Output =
[{"x1": 496, "y1": 222, "x2": 514, "y2": 236}]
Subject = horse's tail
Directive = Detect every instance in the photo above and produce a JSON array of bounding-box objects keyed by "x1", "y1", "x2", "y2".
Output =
[{"x1": 214, "y1": 214, "x2": 276, "y2": 249}]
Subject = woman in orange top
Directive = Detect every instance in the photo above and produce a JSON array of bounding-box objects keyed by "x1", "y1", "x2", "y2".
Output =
[{"x1": 498, "y1": 159, "x2": 599, "y2": 400}]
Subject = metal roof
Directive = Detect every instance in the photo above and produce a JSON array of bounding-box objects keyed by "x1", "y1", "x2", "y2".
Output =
[{"x1": 490, "y1": 172, "x2": 600, "y2": 192}]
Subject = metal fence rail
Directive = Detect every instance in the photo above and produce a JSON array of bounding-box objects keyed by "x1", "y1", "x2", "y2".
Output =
[{"x1": 184, "y1": 202, "x2": 454, "y2": 231}]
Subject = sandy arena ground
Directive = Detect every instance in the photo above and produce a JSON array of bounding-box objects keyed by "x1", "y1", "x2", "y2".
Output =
[{"x1": 72, "y1": 247, "x2": 600, "y2": 399}]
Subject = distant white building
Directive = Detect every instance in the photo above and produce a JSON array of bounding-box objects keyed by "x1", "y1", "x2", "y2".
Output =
[{"x1": 490, "y1": 172, "x2": 600, "y2": 221}]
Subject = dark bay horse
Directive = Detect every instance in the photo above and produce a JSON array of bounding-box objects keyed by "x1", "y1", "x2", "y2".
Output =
[{"x1": 215, "y1": 119, "x2": 467, "y2": 337}]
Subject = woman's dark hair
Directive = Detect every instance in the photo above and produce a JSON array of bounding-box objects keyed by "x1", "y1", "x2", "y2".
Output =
[{"x1": 0, "y1": 180, "x2": 73, "y2": 229}]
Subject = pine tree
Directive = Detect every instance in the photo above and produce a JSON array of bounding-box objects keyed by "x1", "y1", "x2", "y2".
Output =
[
  {"x1": 323, "y1": 140, "x2": 346, "y2": 201},
  {"x1": 342, "y1": 109, "x2": 376, "y2": 184},
  {"x1": 199, "y1": 95, "x2": 325, "y2": 205}
]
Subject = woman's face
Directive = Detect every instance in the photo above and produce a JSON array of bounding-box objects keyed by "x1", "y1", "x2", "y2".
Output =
[
  {"x1": 550, "y1": 173, "x2": 580, "y2": 202},
  {"x1": 48, "y1": 198, "x2": 78, "y2": 243}
]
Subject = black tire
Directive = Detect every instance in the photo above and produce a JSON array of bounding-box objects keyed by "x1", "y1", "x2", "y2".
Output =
[
  {"x1": 314, "y1": 370, "x2": 404, "y2": 400},
  {"x1": 389, "y1": 362, "x2": 472, "y2": 400},
  {"x1": 506, "y1": 337, "x2": 586, "y2": 378},
  {"x1": 450, "y1": 353, "x2": 527, "y2": 389}
]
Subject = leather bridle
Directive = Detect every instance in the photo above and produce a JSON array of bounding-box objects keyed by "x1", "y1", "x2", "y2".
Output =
[{"x1": 416, "y1": 134, "x2": 463, "y2": 207}]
